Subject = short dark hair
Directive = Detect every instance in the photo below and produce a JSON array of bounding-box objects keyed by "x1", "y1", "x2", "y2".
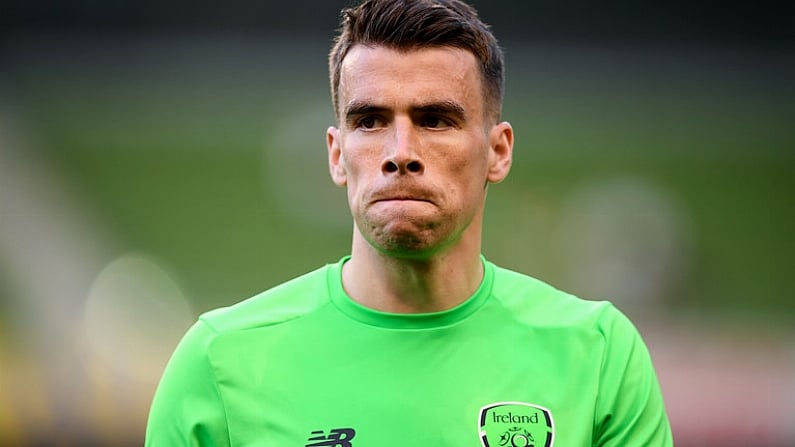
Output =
[{"x1": 329, "y1": 0, "x2": 505, "y2": 122}]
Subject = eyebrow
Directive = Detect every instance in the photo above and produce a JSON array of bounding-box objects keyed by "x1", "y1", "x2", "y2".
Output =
[
  {"x1": 343, "y1": 101, "x2": 389, "y2": 122},
  {"x1": 413, "y1": 100, "x2": 467, "y2": 121},
  {"x1": 343, "y1": 99, "x2": 468, "y2": 123}
]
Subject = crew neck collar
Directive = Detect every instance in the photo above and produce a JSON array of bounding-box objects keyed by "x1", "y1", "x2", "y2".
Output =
[{"x1": 327, "y1": 255, "x2": 494, "y2": 329}]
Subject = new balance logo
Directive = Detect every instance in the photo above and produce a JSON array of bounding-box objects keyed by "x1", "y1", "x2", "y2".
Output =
[{"x1": 305, "y1": 428, "x2": 356, "y2": 447}]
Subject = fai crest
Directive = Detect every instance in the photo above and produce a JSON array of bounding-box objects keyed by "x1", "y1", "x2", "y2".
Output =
[{"x1": 478, "y1": 402, "x2": 554, "y2": 447}]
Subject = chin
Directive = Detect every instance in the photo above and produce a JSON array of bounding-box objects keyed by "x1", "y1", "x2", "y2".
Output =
[
  {"x1": 357, "y1": 214, "x2": 454, "y2": 256},
  {"x1": 366, "y1": 228, "x2": 433, "y2": 257},
  {"x1": 371, "y1": 226, "x2": 462, "y2": 260}
]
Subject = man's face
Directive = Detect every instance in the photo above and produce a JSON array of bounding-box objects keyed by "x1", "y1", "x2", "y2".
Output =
[{"x1": 327, "y1": 45, "x2": 512, "y2": 257}]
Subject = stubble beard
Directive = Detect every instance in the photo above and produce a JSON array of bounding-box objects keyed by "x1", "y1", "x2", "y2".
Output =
[{"x1": 357, "y1": 210, "x2": 462, "y2": 260}]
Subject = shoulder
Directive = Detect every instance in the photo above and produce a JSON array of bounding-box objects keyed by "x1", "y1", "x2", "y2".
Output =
[
  {"x1": 197, "y1": 262, "x2": 335, "y2": 335},
  {"x1": 488, "y1": 262, "x2": 629, "y2": 333}
]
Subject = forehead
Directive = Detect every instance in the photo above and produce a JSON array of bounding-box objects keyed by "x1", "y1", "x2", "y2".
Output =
[{"x1": 338, "y1": 45, "x2": 484, "y2": 112}]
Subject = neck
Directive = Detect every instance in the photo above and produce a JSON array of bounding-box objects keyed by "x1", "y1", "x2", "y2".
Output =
[{"x1": 342, "y1": 227, "x2": 484, "y2": 313}]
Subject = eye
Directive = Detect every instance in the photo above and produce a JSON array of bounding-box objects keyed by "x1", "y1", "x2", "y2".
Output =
[
  {"x1": 356, "y1": 116, "x2": 384, "y2": 130},
  {"x1": 420, "y1": 115, "x2": 452, "y2": 129}
]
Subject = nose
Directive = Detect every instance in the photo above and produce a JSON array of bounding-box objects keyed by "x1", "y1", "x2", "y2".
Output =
[{"x1": 381, "y1": 119, "x2": 424, "y2": 176}]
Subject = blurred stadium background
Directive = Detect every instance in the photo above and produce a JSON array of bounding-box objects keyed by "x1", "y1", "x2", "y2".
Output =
[{"x1": 1, "y1": 0, "x2": 794, "y2": 445}]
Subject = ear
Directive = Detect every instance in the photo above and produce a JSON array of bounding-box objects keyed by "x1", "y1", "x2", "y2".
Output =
[
  {"x1": 327, "y1": 126, "x2": 347, "y2": 186},
  {"x1": 486, "y1": 121, "x2": 513, "y2": 184}
]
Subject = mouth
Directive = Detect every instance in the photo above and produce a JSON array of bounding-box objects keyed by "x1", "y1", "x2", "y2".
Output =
[
  {"x1": 375, "y1": 197, "x2": 431, "y2": 202},
  {"x1": 372, "y1": 198, "x2": 434, "y2": 209},
  {"x1": 371, "y1": 192, "x2": 434, "y2": 205},
  {"x1": 370, "y1": 184, "x2": 437, "y2": 206}
]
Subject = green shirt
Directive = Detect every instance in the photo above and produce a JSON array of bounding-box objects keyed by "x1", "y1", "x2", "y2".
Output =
[{"x1": 146, "y1": 257, "x2": 672, "y2": 446}]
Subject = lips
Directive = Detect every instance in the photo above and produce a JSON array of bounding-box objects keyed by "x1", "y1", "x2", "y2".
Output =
[
  {"x1": 370, "y1": 188, "x2": 435, "y2": 205},
  {"x1": 375, "y1": 196, "x2": 430, "y2": 202},
  {"x1": 372, "y1": 197, "x2": 433, "y2": 206}
]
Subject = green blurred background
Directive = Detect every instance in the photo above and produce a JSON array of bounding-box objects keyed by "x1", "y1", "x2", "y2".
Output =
[{"x1": 1, "y1": 1, "x2": 794, "y2": 445}]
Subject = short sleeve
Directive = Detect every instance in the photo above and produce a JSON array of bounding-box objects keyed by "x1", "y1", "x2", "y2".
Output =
[
  {"x1": 145, "y1": 320, "x2": 231, "y2": 447},
  {"x1": 594, "y1": 307, "x2": 673, "y2": 446}
]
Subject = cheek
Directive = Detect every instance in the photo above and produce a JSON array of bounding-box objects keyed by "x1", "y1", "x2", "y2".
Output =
[
  {"x1": 340, "y1": 151, "x2": 378, "y2": 206},
  {"x1": 441, "y1": 145, "x2": 489, "y2": 185},
  {"x1": 341, "y1": 138, "x2": 383, "y2": 176}
]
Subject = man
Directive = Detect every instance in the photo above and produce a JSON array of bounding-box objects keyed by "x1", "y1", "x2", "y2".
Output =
[{"x1": 145, "y1": 0, "x2": 673, "y2": 445}]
